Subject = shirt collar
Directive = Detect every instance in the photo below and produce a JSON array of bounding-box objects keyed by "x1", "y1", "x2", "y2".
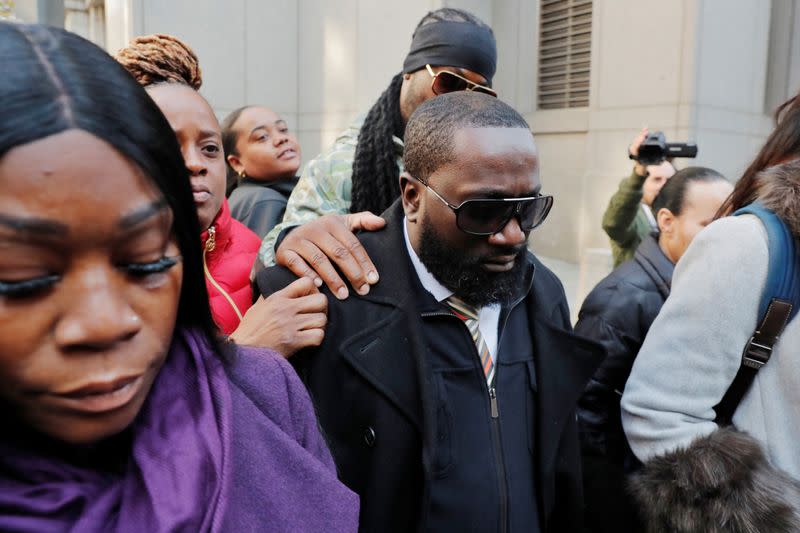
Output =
[
  {"x1": 402, "y1": 216, "x2": 532, "y2": 313},
  {"x1": 403, "y1": 216, "x2": 453, "y2": 303},
  {"x1": 641, "y1": 203, "x2": 658, "y2": 229}
]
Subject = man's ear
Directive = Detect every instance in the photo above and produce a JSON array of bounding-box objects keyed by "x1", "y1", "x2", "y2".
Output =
[
  {"x1": 400, "y1": 172, "x2": 422, "y2": 222},
  {"x1": 656, "y1": 207, "x2": 674, "y2": 234},
  {"x1": 227, "y1": 154, "x2": 244, "y2": 176}
]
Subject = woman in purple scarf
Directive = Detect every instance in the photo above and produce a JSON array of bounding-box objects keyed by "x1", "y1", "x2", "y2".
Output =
[{"x1": 0, "y1": 23, "x2": 358, "y2": 532}]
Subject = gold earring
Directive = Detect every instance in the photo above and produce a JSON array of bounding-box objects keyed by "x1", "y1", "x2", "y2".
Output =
[{"x1": 238, "y1": 170, "x2": 246, "y2": 178}]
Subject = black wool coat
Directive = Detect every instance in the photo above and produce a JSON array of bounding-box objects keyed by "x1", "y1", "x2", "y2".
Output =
[{"x1": 257, "y1": 201, "x2": 604, "y2": 533}]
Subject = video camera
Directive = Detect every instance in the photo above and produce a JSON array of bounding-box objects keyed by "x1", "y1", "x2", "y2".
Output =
[{"x1": 629, "y1": 131, "x2": 698, "y2": 166}]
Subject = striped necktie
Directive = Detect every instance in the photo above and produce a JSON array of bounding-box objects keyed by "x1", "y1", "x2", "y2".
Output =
[{"x1": 446, "y1": 295, "x2": 495, "y2": 385}]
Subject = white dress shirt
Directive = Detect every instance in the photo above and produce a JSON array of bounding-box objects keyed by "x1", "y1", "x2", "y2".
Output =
[{"x1": 641, "y1": 203, "x2": 658, "y2": 230}]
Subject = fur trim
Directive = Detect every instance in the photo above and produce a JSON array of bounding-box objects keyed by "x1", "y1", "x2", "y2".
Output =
[
  {"x1": 757, "y1": 160, "x2": 800, "y2": 237},
  {"x1": 629, "y1": 427, "x2": 800, "y2": 533}
]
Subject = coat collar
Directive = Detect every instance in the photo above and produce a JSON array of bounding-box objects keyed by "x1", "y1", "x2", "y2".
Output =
[
  {"x1": 238, "y1": 176, "x2": 299, "y2": 197},
  {"x1": 634, "y1": 233, "x2": 674, "y2": 299},
  {"x1": 351, "y1": 201, "x2": 424, "y2": 306}
]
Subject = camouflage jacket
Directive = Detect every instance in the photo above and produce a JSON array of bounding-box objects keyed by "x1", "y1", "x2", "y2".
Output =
[
  {"x1": 602, "y1": 169, "x2": 656, "y2": 267},
  {"x1": 258, "y1": 114, "x2": 404, "y2": 266}
]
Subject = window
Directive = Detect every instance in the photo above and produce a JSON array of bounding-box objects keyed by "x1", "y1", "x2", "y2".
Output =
[{"x1": 537, "y1": 0, "x2": 592, "y2": 109}]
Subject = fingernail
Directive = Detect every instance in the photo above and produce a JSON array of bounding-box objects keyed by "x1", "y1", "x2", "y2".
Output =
[
  {"x1": 337, "y1": 287, "x2": 348, "y2": 299},
  {"x1": 314, "y1": 277, "x2": 323, "y2": 287},
  {"x1": 367, "y1": 271, "x2": 379, "y2": 283},
  {"x1": 358, "y1": 284, "x2": 370, "y2": 295}
]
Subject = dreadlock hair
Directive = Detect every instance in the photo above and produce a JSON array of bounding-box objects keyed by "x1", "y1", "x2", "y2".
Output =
[
  {"x1": 349, "y1": 73, "x2": 404, "y2": 214},
  {"x1": 349, "y1": 7, "x2": 493, "y2": 215},
  {"x1": 115, "y1": 33, "x2": 202, "y2": 89}
]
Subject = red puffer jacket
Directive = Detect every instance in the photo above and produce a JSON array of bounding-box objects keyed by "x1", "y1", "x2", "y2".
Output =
[{"x1": 200, "y1": 199, "x2": 261, "y2": 335}]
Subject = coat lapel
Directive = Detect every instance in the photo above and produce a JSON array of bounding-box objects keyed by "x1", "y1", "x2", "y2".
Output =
[
  {"x1": 634, "y1": 234, "x2": 674, "y2": 299},
  {"x1": 335, "y1": 202, "x2": 436, "y2": 442},
  {"x1": 338, "y1": 295, "x2": 423, "y2": 431},
  {"x1": 529, "y1": 296, "x2": 605, "y2": 518}
]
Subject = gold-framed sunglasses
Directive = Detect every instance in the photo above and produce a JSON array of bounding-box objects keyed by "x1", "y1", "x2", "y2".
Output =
[{"x1": 425, "y1": 64, "x2": 498, "y2": 98}]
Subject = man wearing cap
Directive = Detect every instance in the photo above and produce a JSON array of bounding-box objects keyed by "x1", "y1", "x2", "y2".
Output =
[
  {"x1": 258, "y1": 92, "x2": 604, "y2": 532},
  {"x1": 255, "y1": 8, "x2": 499, "y2": 304}
]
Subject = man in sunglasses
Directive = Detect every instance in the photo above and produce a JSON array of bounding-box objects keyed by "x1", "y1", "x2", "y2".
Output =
[
  {"x1": 255, "y1": 8, "x2": 498, "y2": 306},
  {"x1": 257, "y1": 92, "x2": 604, "y2": 533}
]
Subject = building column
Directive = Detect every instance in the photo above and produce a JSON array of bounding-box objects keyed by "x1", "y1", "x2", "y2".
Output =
[
  {"x1": 64, "y1": 0, "x2": 105, "y2": 47},
  {"x1": 12, "y1": 0, "x2": 64, "y2": 25}
]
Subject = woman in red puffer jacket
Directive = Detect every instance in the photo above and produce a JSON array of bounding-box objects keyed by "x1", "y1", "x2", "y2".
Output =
[
  {"x1": 117, "y1": 34, "x2": 259, "y2": 334},
  {"x1": 116, "y1": 35, "x2": 326, "y2": 353},
  {"x1": 200, "y1": 199, "x2": 261, "y2": 334},
  {"x1": 153, "y1": 80, "x2": 259, "y2": 335},
  {"x1": 117, "y1": 34, "x2": 260, "y2": 335}
]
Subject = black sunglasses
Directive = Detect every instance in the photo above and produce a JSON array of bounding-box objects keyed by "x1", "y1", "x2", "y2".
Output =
[{"x1": 416, "y1": 177, "x2": 553, "y2": 236}]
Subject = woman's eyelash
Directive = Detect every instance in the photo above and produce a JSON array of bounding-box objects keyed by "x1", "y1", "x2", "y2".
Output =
[
  {"x1": 0, "y1": 275, "x2": 60, "y2": 298},
  {"x1": 0, "y1": 257, "x2": 178, "y2": 297},
  {"x1": 122, "y1": 256, "x2": 179, "y2": 276}
]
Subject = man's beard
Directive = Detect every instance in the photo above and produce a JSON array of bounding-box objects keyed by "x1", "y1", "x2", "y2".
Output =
[{"x1": 417, "y1": 218, "x2": 528, "y2": 307}]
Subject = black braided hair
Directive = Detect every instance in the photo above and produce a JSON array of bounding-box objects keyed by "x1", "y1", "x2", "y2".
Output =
[
  {"x1": 349, "y1": 7, "x2": 492, "y2": 214},
  {"x1": 349, "y1": 73, "x2": 404, "y2": 214},
  {"x1": 652, "y1": 167, "x2": 728, "y2": 216}
]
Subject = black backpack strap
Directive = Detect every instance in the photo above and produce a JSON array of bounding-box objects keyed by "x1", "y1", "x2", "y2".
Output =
[{"x1": 714, "y1": 299, "x2": 793, "y2": 425}]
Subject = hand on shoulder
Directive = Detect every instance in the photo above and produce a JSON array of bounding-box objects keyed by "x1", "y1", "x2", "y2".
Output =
[{"x1": 275, "y1": 211, "x2": 385, "y2": 300}]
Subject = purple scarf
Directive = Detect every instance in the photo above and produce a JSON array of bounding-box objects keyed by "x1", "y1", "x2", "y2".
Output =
[{"x1": 1, "y1": 329, "x2": 235, "y2": 532}]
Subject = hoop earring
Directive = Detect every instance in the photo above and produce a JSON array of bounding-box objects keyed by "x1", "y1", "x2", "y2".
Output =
[{"x1": 238, "y1": 170, "x2": 246, "y2": 179}]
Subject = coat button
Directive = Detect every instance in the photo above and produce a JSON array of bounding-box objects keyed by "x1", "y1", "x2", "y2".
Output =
[{"x1": 363, "y1": 427, "x2": 376, "y2": 447}]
